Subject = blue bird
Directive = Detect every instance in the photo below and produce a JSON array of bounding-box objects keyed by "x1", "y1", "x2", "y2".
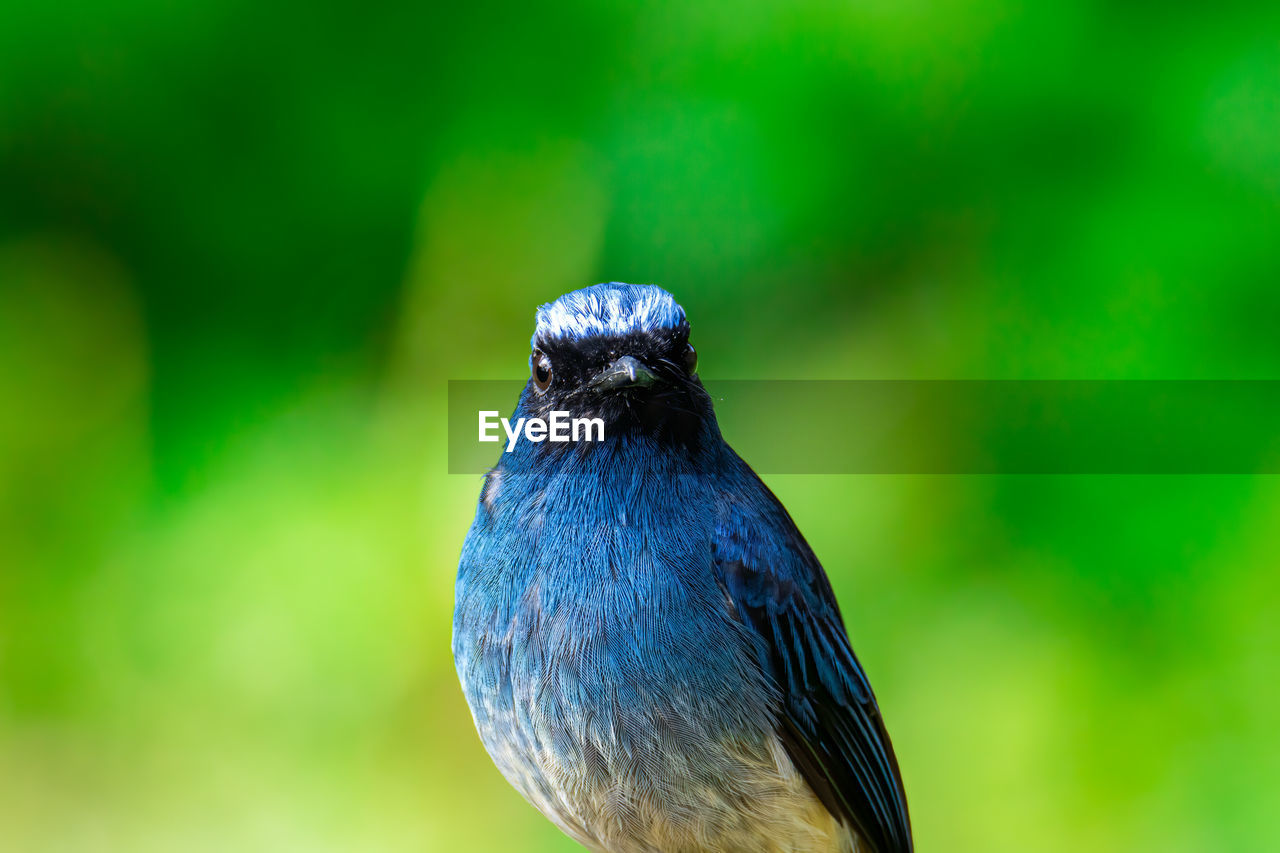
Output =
[{"x1": 454, "y1": 283, "x2": 912, "y2": 853}]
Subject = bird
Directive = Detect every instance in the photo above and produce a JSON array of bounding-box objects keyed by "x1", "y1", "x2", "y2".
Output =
[{"x1": 453, "y1": 283, "x2": 912, "y2": 853}]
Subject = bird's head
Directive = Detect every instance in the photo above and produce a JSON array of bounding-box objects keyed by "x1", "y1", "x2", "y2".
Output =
[{"x1": 520, "y1": 282, "x2": 711, "y2": 445}]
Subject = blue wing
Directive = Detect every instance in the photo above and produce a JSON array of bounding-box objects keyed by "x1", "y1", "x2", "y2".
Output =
[{"x1": 713, "y1": 450, "x2": 913, "y2": 853}]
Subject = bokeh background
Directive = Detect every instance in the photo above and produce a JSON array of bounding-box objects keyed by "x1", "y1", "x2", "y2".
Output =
[{"x1": 3, "y1": 2, "x2": 1279, "y2": 851}]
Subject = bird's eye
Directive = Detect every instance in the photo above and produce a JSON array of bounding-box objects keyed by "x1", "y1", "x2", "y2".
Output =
[
  {"x1": 531, "y1": 349, "x2": 553, "y2": 393},
  {"x1": 683, "y1": 343, "x2": 697, "y2": 373}
]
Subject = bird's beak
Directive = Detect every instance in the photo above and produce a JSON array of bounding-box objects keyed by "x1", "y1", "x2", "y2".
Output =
[{"x1": 588, "y1": 355, "x2": 658, "y2": 391}]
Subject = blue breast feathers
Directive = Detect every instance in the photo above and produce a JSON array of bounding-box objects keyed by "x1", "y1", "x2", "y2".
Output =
[{"x1": 453, "y1": 436, "x2": 793, "y2": 850}]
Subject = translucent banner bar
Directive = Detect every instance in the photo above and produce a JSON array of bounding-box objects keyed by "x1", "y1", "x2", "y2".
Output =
[{"x1": 448, "y1": 380, "x2": 1280, "y2": 474}]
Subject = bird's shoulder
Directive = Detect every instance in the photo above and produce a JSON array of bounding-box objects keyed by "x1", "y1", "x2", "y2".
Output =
[{"x1": 709, "y1": 448, "x2": 913, "y2": 853}]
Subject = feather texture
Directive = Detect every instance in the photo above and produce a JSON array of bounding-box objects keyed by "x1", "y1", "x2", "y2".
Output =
[{"x1": 713, "y1": 448, "x2": 913, "y2": 852}]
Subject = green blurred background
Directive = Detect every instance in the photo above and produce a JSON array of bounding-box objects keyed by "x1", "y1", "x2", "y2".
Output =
[{"x1": 2, "y1": 2, "x2": 1278, "y2": 851}]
